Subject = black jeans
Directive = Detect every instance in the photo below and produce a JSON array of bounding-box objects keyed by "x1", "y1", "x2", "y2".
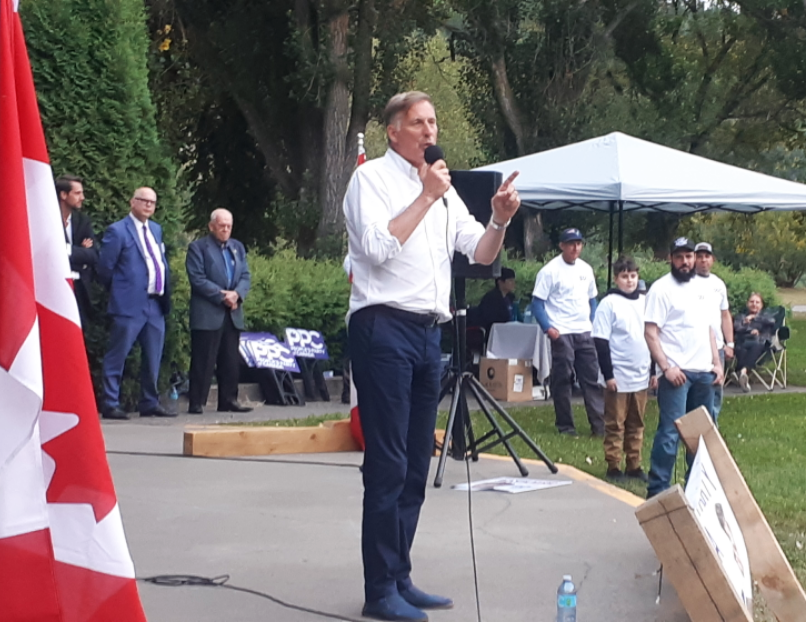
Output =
[{"x1": 549, "y1": 332, "x2": 605, "y2": 434}]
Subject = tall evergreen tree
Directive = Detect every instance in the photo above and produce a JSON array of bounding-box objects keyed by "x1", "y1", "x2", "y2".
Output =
[
  {"x1": 21, "y1": 0, "x2": 183, "y2": 407},
  {"x1": 22, "y1": 0, "x2": 179, "y2": 236}
]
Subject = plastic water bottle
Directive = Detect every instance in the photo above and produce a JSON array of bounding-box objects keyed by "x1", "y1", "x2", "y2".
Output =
[
  {"x1": 556, "y1": 575, "x2": 577, "y2": 622},
  {"x1": 168, "y1": 385, "x2": 179, "y2": 414},
  {"x1": 523, "y1": 306, "x2": 533, "y2": 324}
]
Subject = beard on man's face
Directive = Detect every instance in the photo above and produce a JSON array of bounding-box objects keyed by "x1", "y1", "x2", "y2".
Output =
[{"x1": 671, "y1": 263, "x2": 694, "y2": 283}]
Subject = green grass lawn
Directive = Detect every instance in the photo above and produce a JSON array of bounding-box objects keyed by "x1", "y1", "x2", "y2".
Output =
[
  {"x1": 446, "y1": 394, "x2": 806, "y2": 583},
  {"x1": 265, "y1": 392, "x2": 806, "y2": 588}
]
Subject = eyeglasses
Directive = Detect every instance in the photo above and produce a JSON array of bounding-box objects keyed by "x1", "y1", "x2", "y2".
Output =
[{"x1": 133, "y1": 197, "x2": 157, "y2": 206}]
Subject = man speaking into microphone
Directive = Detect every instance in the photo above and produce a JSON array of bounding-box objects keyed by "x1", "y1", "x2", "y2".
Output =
[{"x1": 344, "y1": 91, "x2": 520, "y2": 621}]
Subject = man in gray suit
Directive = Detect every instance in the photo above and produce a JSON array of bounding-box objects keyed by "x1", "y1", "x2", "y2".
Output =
[{"x1": 186, "y1": 208, "x2": 252, "y2": 413}]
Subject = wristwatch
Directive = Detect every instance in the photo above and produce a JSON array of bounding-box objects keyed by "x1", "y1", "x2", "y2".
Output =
[
  {"x1": 489, "y1": 217, "x2": 511, "y2": 231},
  {"x1": 726, "y1": 342, "x2": 735, "y2": 348}
]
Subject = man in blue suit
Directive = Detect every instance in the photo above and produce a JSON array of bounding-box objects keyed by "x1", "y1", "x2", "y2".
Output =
[
  {"x1": 98, "y1": 187, "x2": 174, "y2": 420},
  {"x1": 186, "y1": 208, "x2": 252, "y2": 414}
]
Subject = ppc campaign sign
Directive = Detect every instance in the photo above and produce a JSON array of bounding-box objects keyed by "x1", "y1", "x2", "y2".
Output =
[
  {"x1": 239, "y1": 332, "x2": 300, "y2": 372},
  {"x1": 285, "y1": 328, "x2": 329, "y2": 360},
  {"x1": 685, "y1": 436, "x2": 753, "y2": 612}
]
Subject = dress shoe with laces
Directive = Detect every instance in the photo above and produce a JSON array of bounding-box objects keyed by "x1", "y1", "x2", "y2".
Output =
[
  {"x1": 398, "y1": 585, "x2": 453, "y2": 610},
  {"x1": 188, "y1": 404, "x2": 204, "y2": 414},
  {"x1": 140, "y1": 404, "x2": 177, "y2": 418},
  {"x1": 102, "y1": 407, "x2": 129, "y2": 420},
  {"x1": 362, "y1": 593, "x2": 427, "y2": 622},
  {"x1": 217, "y1": 402, "x2": 253, "y2": 413}
]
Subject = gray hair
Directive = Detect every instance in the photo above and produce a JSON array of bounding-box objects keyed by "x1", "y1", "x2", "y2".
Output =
[
  {"x1": 383, "y1": 91, "x2": 432, "y2": 129},
  {"x1": 209, "y1": 208, "x2": 233, "y2": 224}
]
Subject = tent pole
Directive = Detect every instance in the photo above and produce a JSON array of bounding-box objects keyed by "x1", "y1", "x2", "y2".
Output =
[
  {"x1": 618, "y1": 200, "x2": 624, "y2": 256},
  {"x1": 608, "y1": 202, "x2": 614, "y2": 289}
]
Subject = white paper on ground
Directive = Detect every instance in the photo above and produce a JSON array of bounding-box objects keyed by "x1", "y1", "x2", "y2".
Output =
[{"x1": 452, "y1": 477, "x2": 572, "y2": 494}]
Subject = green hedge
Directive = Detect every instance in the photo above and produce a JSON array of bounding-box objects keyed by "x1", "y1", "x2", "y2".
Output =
[
  {"x1": 169, "y1": 248, "x2": 351, "y2": 374},
  {"x1": 465, "y1": 247, "x2": 778, "y2": 315},
  {"x1": 158, "y1": 246, "x2": 778, "y2": 397}
]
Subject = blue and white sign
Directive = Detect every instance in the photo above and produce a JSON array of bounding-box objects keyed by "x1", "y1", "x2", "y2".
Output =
[
  {"x1": 239, "y1": 332, "x2": 300, "y2": 372},
  {"x1": 284, "y1": 328, "x2": 329, "y2": 360}
]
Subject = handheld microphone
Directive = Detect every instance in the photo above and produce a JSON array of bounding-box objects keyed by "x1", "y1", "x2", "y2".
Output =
[{"x1": 424, "y1": 144, "x2": 448, "y2": 207}]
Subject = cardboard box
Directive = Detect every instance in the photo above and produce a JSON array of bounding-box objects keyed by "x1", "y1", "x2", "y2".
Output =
[{"x1": 479, "y1": 357, "x2": 532, "y2": 402}]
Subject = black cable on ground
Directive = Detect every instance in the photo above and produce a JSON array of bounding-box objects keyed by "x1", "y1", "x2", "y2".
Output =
[
  {"x1": 465, "y1": 457, "x2": 483, "y2": 622},
  {"x1": 137, "y1": 574, "x2": 365, "y2": 622}
]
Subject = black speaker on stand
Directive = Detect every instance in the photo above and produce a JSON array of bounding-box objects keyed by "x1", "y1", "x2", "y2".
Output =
[{"x1": 434, "y1": 171, "x2": 557, "y2": 487}]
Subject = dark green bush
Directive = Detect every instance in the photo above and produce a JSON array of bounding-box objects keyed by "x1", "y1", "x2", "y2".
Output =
[
  {"x1": 465, "y1": 244, "x2": 778, "y2": 317},
  {"x1": 168, "y1": 247, "x2": 351, "y2": 373}
]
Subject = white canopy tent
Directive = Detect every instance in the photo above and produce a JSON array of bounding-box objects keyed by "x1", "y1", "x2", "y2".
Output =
[{"x1": 474, "y1": 131, "x2": 806, "y2": 214}]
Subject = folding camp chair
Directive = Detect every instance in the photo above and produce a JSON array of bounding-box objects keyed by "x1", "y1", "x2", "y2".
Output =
[{"x1": 750, "y1": 306, "x2": 789, "y2": 391}]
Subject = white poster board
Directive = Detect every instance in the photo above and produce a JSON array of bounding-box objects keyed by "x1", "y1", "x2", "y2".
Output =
[{"x1": 685, "y1": 436, "x2": 753, "y2": 612}]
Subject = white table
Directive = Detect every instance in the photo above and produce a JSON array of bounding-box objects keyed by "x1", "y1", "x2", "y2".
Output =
[{"x1": 486, "y1": 322, "x2": 551, "y2": 384}]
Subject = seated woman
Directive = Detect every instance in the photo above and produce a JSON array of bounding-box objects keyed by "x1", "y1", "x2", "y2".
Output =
[{"x1": 733, "y1": 292, "x2": 777, "y2": 392}]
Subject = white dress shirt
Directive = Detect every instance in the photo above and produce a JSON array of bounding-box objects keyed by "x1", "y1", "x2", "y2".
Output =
[
  {"x1": 64, "y1": 213, "x2": 81, "y2": 279},
  {"x1": 129, "y1": 213, "x2": 165, "y2": 295},
  {"x1": 343, "y1": 148, "x2": 486, "y2": 323}
]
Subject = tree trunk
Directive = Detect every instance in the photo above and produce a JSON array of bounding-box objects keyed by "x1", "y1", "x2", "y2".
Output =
[
  {"x1": 522, "y1": 210, "x2": 546, "y2": 260},
  {"x1": 317, "y1": 8, "x2": 351, "y2": 242}
]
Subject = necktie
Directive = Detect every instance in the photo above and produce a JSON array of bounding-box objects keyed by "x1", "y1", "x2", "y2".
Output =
[
  {"x1": 223, "y1": 245, "x2": 234, "y2": 288},
  {"x1": 142, "y1": 223, "x2": 163, "y2": 294}
]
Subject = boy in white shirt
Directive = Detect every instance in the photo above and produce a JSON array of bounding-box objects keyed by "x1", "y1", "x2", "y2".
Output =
[{"x1": 593, "y1": 257, "x2": 656, "y2": 482}]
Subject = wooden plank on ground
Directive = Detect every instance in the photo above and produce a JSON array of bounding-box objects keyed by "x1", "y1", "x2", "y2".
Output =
[
  {"x1": 676, "y1": 407, "x2": 806, "y2": 621},
  {"x1": 183, "y1": 421, "x2": 359, "y2": 457},
  {"x1": 636, "y1": 486, "x2": 752, "y2": 622}
]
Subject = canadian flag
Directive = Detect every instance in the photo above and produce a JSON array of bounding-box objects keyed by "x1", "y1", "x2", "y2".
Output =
[
  {"x1": 0, "y1": 1, "x2": 147, "y2": 620},
  {"x1": 348, "y1": 133, "x2": 365, "y2": 450}
]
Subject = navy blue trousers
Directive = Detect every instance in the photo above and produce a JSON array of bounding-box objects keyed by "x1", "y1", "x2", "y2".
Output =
[
  {"x1": 102, "y1": 299, "x2": 165, "y2": 413},
  {"x1": 349, "y1": 306, "x2": 442, "y2": 602}
]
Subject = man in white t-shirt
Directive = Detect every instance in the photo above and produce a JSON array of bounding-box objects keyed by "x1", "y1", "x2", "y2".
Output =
[
  {"x1": 645, "y1": 237, "x2": 724, "y2": 498},
  {"x1": 695, "y1": 242, "x2": 734, "y2": 421},
  {"x1": 531, "y1": 228, "x2": 604, "y2": 436}
]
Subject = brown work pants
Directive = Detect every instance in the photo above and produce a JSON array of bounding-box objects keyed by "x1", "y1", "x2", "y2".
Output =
[{"x1": 603, "y1": 389, "x2": 647, "y2": 471}]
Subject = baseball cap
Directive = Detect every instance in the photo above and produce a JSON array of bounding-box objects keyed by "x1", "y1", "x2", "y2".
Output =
[
  {"x1": 559, "y1": 228, "x2": 584, "y2": 243},
  {"x1": 670, "y1": 237, "x2": 695, "y2": 253},
  {"x1": 694, "y1": 242, "x2": 714, "y2": 255}
]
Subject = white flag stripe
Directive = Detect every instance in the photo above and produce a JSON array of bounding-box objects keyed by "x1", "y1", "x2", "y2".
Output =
[
  {"x1": 25, "y1": 158, "x2": 80, "y2": 324},
  {"x1": 0, "y1": 423, "x2": 50, "y2": 539},
  {"x1": 7, "y1": 316, "x2": 43, "y2": 400},
  {"x1": 50, "y1": 503, "x2": 136, "y2": 577},
  {"x1": 39, "y1": 410, "x2": 80, "y2": 490},
  {"x1": 0, "y1": 326, "x2": 41, "y2": 470}
]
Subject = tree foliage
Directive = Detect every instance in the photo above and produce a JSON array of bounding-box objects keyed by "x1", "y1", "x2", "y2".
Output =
[
  {"x1": 22, "y1": 0, "x2": 179, "y2": 236},
  {"x1": 146, "y1": 0, "x2": 442, "y2": 257},
  {"x1": 22, "y1": 0, "x2": 182, "y2": 407}
]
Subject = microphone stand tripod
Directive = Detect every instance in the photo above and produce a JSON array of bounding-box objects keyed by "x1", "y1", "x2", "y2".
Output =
[{"x1": 434, "y1": 276, "x2": 558, "y2": 488}]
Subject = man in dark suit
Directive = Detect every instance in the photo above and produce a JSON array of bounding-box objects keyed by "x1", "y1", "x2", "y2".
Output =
[
  {"x1": 186, "y1": 208, "x2": 252, "y2": 414},
  {"x1": 97, "y1": 187, "x2": 174, "y2": 420},
  {"x1": 57, "y1": 175, "x2": 97, "y2": 328}
]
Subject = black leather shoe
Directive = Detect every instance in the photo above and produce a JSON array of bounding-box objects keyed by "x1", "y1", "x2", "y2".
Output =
[
  {"x1": 102, "y1": 407, "x2": 129, "y2": 420},
  {"x1": 188, "y1": 404, "x2": 204, "y2": 414},
  {"x1": 218, "y1": 402, "x2": 253, "y2": 413},
  {"x1": 140, "y1": 404, "x2": 177, "y2": 418}
]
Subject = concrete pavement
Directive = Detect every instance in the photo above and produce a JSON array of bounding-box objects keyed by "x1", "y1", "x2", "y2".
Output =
[{"x1": 103, "y1": 415, "x2": 689, "y2": 621}]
